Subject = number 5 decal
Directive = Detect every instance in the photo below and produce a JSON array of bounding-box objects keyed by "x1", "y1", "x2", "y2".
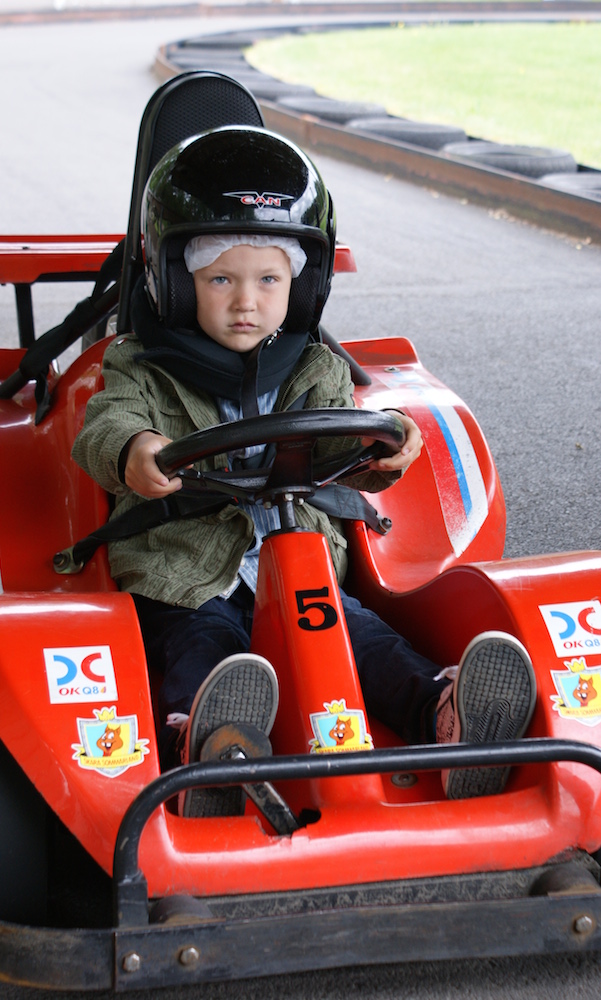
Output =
[{"x1": 296, "y1": 588, "x2": 338, "y2": 631}]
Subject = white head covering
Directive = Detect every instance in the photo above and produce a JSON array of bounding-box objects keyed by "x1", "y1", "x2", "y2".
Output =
[{"x1": 184, "y1": 233, "x2": 307, "y2": 278}]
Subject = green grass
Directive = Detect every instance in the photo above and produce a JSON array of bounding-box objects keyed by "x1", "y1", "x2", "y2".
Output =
[{"x1": 248, "y1": 22, "x2": 601, "y2": 167}]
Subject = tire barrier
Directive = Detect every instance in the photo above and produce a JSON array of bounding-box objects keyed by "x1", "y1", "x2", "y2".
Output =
[
  {"x1": 347, "y1": 117, "x2": 468, "y2": 150},
  {"x1": 156, "y1": 27, "x2": 601, "y2": 242},
  {"x1": 441, "y1": 140, "x2": 578, "y2": 178},
  {"x1": 537, "y1": 171, "x2": 601, "y2": 202},
  {"x1": 277, "y1": 95, "x2": 389, "y2": 123}
]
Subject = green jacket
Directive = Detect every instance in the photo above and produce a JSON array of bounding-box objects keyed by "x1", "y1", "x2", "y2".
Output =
[{"x1": 72, "y1": 334, "x2": 396, "y2": 609}]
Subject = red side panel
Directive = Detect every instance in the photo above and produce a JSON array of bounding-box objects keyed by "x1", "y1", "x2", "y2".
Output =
[
  {"x1": 0, "y1": 592, "x2": 162, "y2": 876},
  {"x1": 344, "y1": 337, "x2": 506, "y2": 593},
  {"x1": 0, "y1": 341, "x2": 113, "y2": 593}
]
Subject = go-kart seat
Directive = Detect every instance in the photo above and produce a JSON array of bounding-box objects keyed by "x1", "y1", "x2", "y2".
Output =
[{"x1": 116, "y1": 71, "x2": 264, "y2": 335}]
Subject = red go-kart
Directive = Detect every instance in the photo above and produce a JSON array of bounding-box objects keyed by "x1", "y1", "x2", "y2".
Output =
[{"x1": 1, "y1": 72, "x2": 601, "y2": 992}]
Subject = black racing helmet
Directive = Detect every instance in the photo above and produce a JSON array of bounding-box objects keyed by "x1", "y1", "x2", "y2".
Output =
[{"x1": 141, "y1": 125, "x2": 336, "y2": 334}]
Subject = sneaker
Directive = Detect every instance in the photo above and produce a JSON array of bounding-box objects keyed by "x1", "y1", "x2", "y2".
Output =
[
  {"x1": 179, "y1": 653, "x2": 279, "y2": 818},
  {"x1": 436, "y1": 631, "x2": 536, "y2": 799}
]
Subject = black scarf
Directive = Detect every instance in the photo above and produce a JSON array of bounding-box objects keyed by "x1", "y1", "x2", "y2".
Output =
[{"x1": 130, "y1": 277, "x2": 308, "y2": 413}]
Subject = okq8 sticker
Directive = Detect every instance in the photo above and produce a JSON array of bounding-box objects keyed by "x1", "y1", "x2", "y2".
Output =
[
  {"x1": 539, "y1": 600, "x2": 601, "y2": 658},
  {"x1": 44, "y1": 645, "x2": 118, "y2": 705}
]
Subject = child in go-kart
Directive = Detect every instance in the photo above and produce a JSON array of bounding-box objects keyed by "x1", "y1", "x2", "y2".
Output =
[{"x1": 72, "y1": 125, "x2": 536, "y2": 815}]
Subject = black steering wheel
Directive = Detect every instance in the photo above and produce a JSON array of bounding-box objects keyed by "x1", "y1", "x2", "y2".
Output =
[{"x1": 156, "y1": 409, "x2": 405, "y2": 527}]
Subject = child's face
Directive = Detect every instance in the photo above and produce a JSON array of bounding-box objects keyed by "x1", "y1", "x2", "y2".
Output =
[{"x1": 192, "y1": 244, "x2": 293, "y2": 353}]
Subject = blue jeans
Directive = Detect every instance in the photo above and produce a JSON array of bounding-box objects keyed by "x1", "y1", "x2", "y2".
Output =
[{"x1": 133, "y1": 584, "x2": 445, "y2": 765}]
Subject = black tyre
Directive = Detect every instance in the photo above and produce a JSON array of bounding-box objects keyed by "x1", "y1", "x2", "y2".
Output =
[
  {"x1": 176, "y1": 47, "x2": 247, "y2": 62},
  {"x1": 277, "y1": 95, "x2": 388, "y2": 124},
  {"x1": 538, "y1": 171, "x2": 601, "y2": 202},
  {"x1": 347, "y1": 117, "x2": 467, "y2": 150},
  {"x1": 223, "y1": 72, "x2": 315, "y2": 100},
  {"x1": 251, "y1": 80, "x2": 316, "y2": 100},
  {"x1": 441, "y1": 140, "x2": 578, "y2": 178},
  {"x1": 183, "y1": 31, "x2": 268, "y2": 48},
  {"x1": 0, "y1": 741, "x2": 48, "y2": 924},
  {"x1": 168, "y1": 53, "x2": 248, "y2": 71}
]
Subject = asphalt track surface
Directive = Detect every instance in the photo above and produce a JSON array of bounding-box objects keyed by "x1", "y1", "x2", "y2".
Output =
[{"x1": 0, "y1": 8, "x2": 600, "y2": 1000}]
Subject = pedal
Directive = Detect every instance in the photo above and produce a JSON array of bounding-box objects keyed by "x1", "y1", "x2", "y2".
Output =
[{"x1": 201, "y1": 723, "x2": 300, "y2": 835}]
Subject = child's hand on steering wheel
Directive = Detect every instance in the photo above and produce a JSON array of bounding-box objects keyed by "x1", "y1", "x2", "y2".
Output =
[{"x1": 366, "y1": 410, "x2": 423, "y2": 473}]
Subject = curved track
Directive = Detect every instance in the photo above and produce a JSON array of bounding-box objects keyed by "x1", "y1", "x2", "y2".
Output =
[{"x1": 156, "y1": 10, "x2": 601, "y2": 244}]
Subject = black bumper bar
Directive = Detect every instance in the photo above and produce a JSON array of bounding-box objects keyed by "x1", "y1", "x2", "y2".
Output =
[{"x1": 3, "y1": 739, "x2": 601, "y2": 992}]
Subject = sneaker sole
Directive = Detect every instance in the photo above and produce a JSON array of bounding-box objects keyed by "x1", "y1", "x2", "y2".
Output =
[
  {"x1": 182, "y1": 654, "x2": 279, "y2": 818},
  {"x1": 444, "y1": 632, "x2": 536, "y2": 800}
]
